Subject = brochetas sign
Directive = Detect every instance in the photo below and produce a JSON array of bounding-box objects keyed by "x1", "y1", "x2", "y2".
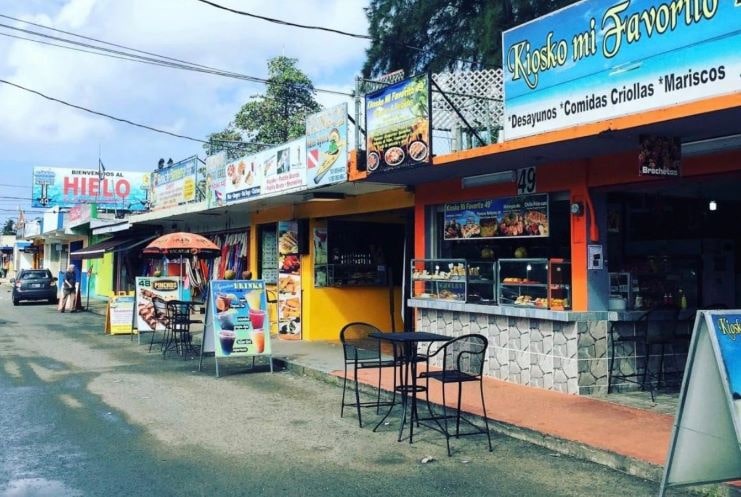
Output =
[{"x1": 502, "y1": 0, "x2": 741, "y2": 140}]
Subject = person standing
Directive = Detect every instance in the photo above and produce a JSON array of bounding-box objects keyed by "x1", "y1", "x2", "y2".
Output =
[{"x1": 60, "y1": 264, "x2": 77, "y2": 313}]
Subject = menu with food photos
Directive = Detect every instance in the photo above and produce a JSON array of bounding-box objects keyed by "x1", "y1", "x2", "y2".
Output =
[
  {"x1": 277, "y1": 220, "x2": 301, "y2": 340},
  {"x1": 444, "y1": 194, "x2": 549, "y2": 240}
]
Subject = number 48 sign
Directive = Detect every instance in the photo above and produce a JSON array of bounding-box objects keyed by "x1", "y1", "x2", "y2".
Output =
[{"x1": 517, "y1": 167, "x2": 536, "y2": 195}]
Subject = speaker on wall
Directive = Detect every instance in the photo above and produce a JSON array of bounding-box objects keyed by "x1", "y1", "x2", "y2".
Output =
[{"x1": 297, "y1": 218, "x2": 310, "y2": 255}]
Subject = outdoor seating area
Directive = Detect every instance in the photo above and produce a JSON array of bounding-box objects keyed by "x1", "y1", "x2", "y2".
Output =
[{"x1": 340, "y1": 324, "x2": 493, "y2": 456}]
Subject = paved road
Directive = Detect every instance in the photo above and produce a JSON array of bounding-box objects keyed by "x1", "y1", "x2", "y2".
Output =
[{"x1": 0, "y1": 283, "x2": 686, "y2": 497}]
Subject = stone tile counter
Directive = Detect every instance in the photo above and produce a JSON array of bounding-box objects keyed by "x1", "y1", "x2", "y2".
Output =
[{"x1": 410, "y1": 298, "x2": 610, "y2": 395}]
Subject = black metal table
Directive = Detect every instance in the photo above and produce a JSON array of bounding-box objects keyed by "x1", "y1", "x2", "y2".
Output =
[{"x1": 369, "y1": 331, "x2": 451, "y2": 443}]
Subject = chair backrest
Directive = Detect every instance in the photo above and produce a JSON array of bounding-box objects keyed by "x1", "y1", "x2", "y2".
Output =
[
  {"x1": 440, "y1": 334, "x2": 488, "y2": 376},
  {"x1": 340, "y1": 322, "x2": 381, "y2": 359},
  {"x1": 166, "y1": 300, "x2": 192, "y2": 331}
]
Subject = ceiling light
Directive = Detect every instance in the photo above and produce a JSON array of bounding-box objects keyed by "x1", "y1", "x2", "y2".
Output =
[
  {"x1": 303, "y1": 192, "x2": 345, "y2": 202},
  {"x1": 709, "y1": 200, "x2": 717, "y2": 211},
  {"x1": 461, "y1": 170, "x2": 515, "y2": 189}
]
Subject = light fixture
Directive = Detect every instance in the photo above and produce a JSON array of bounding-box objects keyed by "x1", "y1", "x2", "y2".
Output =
[
  {"x1": 303, "y1": 192, "x2": 345, "y2": 202},
  {"x1": 461, "y1": 170, "x2": 515, "y2": 189},
  {"x1": 709, "y1": 200, "x2": 718, "y2": 211},
  {"x1": 683, "y1": 134, "x2": 741, "y2": 157},
  {"x1": 570, "y1": 201, "x2": 585, "y2": 216}
]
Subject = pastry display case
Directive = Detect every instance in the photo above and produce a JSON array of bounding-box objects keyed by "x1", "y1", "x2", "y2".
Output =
[
  {"x1": 411, "y1": 259, "x2": 467, "y2": 302},
  {"x1": 498, "y1": 258, "x2": 571, "y2": 310},
  {"x1": 466, "y1": 261, "x2": 497, "y2": 304}
]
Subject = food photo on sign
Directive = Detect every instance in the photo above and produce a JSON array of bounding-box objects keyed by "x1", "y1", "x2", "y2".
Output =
[
  {"x1": 444, "y1": 194, "x2": 550, "y2": 240},
  {"x1": 365, "y1": 74, "x2": 431, "y2": 174},
  {"x1": 277, "y1": 220, "x2": 301, "y2": 339}
]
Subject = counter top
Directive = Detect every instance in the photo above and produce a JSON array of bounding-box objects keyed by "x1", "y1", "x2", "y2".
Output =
[
  {"x1": 408, "y1": 299, "x2": 692, "y2": 322},
  {"x1": 408, "y1": 298, "x2": 607, "y2": 322}
]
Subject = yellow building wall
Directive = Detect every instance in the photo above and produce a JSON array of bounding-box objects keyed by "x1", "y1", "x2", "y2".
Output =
[
  {"x1": 249, "y1": 188, "x2": 414, "y2": 342},
  {"x1": 95, "y1": 252, "x2": 114, "y2": 296}
]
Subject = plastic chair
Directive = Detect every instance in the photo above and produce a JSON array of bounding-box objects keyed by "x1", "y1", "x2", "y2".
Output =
[
  {"x1": 340, "y1": 322, "x2": 398, "y2": 428},
  {"x1": 419, "y1": 334, "x2": 492, "y2": 456}
]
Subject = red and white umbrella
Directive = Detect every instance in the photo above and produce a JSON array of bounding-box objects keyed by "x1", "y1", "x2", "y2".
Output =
[{"x1": 142, "y1": 232, "x2": 220, "y2": 257}]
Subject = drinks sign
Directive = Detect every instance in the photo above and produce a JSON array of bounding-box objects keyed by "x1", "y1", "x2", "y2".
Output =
[{"x1": 208, "y1": 280, "x2": 270, "y2": 358}]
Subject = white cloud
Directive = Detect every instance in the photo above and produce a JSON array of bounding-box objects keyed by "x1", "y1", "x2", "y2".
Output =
[{"x1": 0, "y1": 0, "x2": 370, "y2": 173}]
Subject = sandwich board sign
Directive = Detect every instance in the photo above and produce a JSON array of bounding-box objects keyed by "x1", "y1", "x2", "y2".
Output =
[
  {"x1": 659, "y1": 311, "x2": 741, "y2": 496},
  {"x1": 199, "y1": 279, "x2": 273, "y2": 377}
]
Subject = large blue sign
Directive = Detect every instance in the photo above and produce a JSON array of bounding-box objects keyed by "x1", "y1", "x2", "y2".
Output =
[{"x1": 502, "y1": 0, "x2": 741, "y2": 140}]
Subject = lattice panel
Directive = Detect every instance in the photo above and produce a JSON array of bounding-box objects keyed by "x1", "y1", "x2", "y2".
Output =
[{"x1": 431, "y1": 69, "x2": 504, "y2": 142}]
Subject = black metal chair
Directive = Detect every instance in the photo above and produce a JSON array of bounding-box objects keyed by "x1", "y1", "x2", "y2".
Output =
[
  {"x1": 148, "y1": 296, "x2": 169, "y2": 352},
  {"x1": 340, "y1": 322, "x2": 398, "y2": 428},
  {"x1": 163, "y1": 300, "x2": 196, "y2": 359},
  {"x1": 419, "y1": 334, "x2": 492, "y2": 456}
]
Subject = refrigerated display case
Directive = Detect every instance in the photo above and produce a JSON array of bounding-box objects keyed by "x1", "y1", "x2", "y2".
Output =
[{"x1": 498, "y1": 258, "x2": 571, "y2": 310}]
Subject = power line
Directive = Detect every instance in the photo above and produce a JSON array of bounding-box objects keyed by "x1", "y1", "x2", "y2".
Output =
[
  {"x1": 0, "y1": 183, "x2": 32, "y2": 189},
  {"x1": 0, "y1": 15, "x2": 353, "y2": 96},
  {"x1": 194, "y1": 0, "x2": 480, "y2": 67},
  {"x1": 0, "y1": 79, "x2": 208, "y2": 143}
]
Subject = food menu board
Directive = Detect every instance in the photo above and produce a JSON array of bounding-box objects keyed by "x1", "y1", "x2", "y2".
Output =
[
  {"x1": 277, "y1": 220, "x2": 301, "y2": 340},
  {"x1": 106, "y1": 294, "x2": 135, "y2": 335},
  {"x1": 365, "y1": 74, "x2": 431, "y2": 175},
  {"x1": 306, "y1": 103, "x2": 348, "y2": 186},
  {"x1": 638, "y1": 135, "x2": 681, "y2": 177},
  {"x1": 204, "y1": 151, "x2": 227, "y2": 208},
  {"x1": 710, "y1": 314, "x2": 741, "y2": 424},
  {"x1": 224, "y1": 137, "x2": 308, "y2": 204},
  {"x1": 444, "y1": 193, "x2": 549, "y2": 240},
  {"x1": 134, "y1": 277, "x2": 191, "y2": 332},
  {"x1": 260, "y1": 229, "x2": 278, "y2": 284},
  {"x1": 150, "y1": 157, "x2": 198, "y2": 211},
  {"x1": 209, "y1": 280, "x2": 270, "y2": 358}
]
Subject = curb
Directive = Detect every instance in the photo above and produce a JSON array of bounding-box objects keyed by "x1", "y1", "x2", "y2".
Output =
[{"x1": 273, "y1": 356, "x2": 741, "y2": 496}]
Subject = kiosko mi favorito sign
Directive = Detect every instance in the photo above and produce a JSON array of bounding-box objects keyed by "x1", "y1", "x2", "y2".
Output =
[{"x1": 502, "y1": 0, "x2": 741, "y2": 140}]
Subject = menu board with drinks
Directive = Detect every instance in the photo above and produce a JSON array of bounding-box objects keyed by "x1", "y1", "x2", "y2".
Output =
[{"x1": 208, "y1": 279, "x2": 270, "y2": 359}]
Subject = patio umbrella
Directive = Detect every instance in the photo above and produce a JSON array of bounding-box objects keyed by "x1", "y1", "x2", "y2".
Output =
[
  {"x1": 142, "y1": 232, "x2": 220, "y2": 258},
  {"x1": 143, "y1": 232, "x2": 221, "y2": 300}
]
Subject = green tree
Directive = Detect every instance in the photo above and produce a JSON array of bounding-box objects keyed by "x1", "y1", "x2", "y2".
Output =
[
  {"x1": 203, "y1": 124, "x2": 253, "y2": 160},
  {"x1": 362, "y1": 0, "x2": 577, "y2": 78},
  {"x1": 233, "y1": 56, "x2": 321, "y2": 145},
  {"x1": 2, "y1": 218, "x2": 14, "y2": 235}
]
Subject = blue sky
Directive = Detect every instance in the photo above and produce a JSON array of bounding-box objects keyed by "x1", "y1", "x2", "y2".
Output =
[{"x1": 0, "y1": 0, "x2": 369, "y2": 226}]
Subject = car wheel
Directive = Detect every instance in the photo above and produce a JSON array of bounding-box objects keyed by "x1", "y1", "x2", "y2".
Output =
[{"x1": 13, "y1": 299, "x2": 19, "y2": 306}]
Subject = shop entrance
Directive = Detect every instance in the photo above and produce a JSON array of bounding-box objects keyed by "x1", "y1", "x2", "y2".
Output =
[{"x1": 603, "y1": 172, "x2": 741, "y2": 310}]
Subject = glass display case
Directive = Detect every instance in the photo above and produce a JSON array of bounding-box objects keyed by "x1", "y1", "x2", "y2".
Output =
[
  {"x1": 548, "y1": 259, "x2": 571, "y2": 310},
  {"x1": 466, "y1": 261, "x2": 497, "y2": 304},
  {"x1": 498, "y1": 258, "x2": 571, "y2": 310},
  {"x1": 411, "y1": 259, "x2": 467, "y2": 301}
]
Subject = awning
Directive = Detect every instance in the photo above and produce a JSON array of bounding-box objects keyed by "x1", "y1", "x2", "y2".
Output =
[{"x1": 70, "y1": 236, "x2": 156, "y2": 259}]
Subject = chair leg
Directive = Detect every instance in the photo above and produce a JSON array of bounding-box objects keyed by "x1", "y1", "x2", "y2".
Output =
[
  {"x1": 607, "y1": 327, "x2": 615, "y2": 394},
  {"x1": 442, "y1": 380, "x2": 451, "y2": 457},
  {"x1": 455, "y1": 383, "x2": 463, "y2": 438},
  {"x1": 480, "y1": 381, "x2": 493, "y2": 452},
  {"x1": 340, "y1": 362, "x2": 348, "y2": 418},
  {"x1": 376, "y1": 366, "x2": 382, "y2": 414},
  {"x1": 353, "y1": 359, "x2": 363, "y2": 428}
]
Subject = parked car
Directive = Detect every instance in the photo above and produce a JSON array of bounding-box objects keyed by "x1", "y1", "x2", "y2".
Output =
[{"x1": 11, "y1": 269, "x2": 58, "y2": 305}]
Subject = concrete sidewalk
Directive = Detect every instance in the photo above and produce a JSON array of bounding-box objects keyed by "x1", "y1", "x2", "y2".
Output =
[
  {"x1": 268, "y1": 339, "x2": 741, "y2": 496},
  {"x1": 76, "y1": 298, "x2": 738, "y2": 494}
]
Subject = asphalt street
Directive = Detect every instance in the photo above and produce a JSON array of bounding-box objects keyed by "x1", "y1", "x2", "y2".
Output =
[{"x1": 0, "y1": 283, "x2": 688, "y2": 497}]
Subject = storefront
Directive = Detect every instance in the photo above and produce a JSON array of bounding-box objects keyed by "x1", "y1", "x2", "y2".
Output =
[{"x1": 353, "y1": 0, "x2": 741, "y2": 395}]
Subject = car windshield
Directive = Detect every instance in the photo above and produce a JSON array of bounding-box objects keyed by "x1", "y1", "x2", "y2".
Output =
[{"x1": 21, "y1": 271, "x2": 51, "y2": 280}]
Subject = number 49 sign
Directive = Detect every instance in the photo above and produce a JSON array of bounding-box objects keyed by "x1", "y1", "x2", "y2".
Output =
[{"x1": 517, "y1": 167, "x2": 536, "y2": 195}]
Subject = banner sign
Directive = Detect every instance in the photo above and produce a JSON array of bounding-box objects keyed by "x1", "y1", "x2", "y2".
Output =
[
  {"x1": 134, "y1": 277, "x2": 190, "y2": 332},
  {"x1": 225, "y1": 137, "x2": 308, "y2": 204},
  {"x1": 204, "y1": 151, "x2": 227, "y2": 209},
  {"x1": 208, "y1": 279, "x2": 270, "y2": 358},
  {"x1": 150, "y1": 157, "x2": 198, "y2": 211},
  {"x1": 32, "y1": 167, "x2": 149, "y2": 210},
  {"x1": 659, "y1": 311, "x2": 741, "y2": 495},
  {"x1": 365, "y1": 74, "x2": 431, "y2": 174},
  {"x1": 444, "y1": 193, "x2": 549, "y2": 240},
  {"x1": 502, "y1": 0, "x2": 741, "y2": 140},
  {"x1": 106, "y1": 294, "x2": 135, "y2": 335},
  {"x1": 277, "y1": 220, "x2": 301, "y2": 339},
  {"x1": 306, "y1": 103, "x2": 348, "y2": 186},
  {"x1": 638, "y1": 135, "x2": 681, "y2": 177},
  {"x1": 67, "y1": 204, "x2": 97, "y2": 228}
]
